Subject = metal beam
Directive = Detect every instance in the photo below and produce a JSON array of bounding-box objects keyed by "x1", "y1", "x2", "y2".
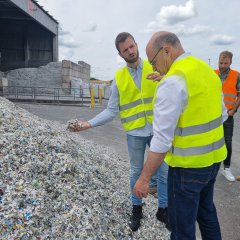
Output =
[{"x1": 9, "y1": 0, "x2": 58, "y2": 35}]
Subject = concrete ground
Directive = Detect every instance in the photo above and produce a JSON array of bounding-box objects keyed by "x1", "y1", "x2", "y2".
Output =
[{"x1": 17, "y1": 102, "x2": 240, "y2": 240}]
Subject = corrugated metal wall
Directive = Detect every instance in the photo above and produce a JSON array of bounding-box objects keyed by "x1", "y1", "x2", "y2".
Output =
[
  {"x1": 0, "y1": 0, "x2": 58, "y2": 71},
  {"x1": 0, "y1": 20, "x2": 24, "y2": 70},
  {"x1": 0, "y1": 20, "x2": 54, "y2": 71},
  {"x1": 27, "y1": 22, "x2": 54, "y2": 67}
]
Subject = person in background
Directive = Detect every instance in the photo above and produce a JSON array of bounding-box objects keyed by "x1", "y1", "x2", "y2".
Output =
[
  {"x1": 67, "y1": 32, "x2": 169, "y2": 232},
  {"x1": 134, "y1": 31, "x2": 227, "y2": 239},
  {"x1": 215, "y1": 51, "x2": 240, "y2": 181}
]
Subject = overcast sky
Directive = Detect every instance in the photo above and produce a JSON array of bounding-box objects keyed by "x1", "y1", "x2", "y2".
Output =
[{"x1": 37, "y1": 0, "x2": 240, "y2": 80}]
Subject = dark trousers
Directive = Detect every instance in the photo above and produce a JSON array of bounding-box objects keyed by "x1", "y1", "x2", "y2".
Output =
[
  {"x1": 223, "y1": 116, "x2": 234, "y2": 167},
  {"x1": 168, "y1": 163, "x2": 222, "y2": 240}
]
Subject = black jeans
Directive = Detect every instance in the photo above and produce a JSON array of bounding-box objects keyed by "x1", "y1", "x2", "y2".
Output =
[{"x1": 223, "y1": 116, "x2": 234, "y2": 167}]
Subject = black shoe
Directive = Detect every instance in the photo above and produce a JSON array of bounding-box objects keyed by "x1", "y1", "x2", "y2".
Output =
[
  {"x1": 129, "y1": 205, "x2": 143, "y2": 231},
  {"x1": 156, "y1": 207, "x2": 171, "y2": 231}
]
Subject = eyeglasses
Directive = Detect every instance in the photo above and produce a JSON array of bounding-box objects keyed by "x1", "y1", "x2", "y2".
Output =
[{"x1": 149, "y1": 46, "x2": 163, "y2": 66}]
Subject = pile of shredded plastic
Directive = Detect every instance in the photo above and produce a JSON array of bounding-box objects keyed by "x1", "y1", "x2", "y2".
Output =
[{"x1": 0, "y1": 97, "x2": 170, "y2": 240}]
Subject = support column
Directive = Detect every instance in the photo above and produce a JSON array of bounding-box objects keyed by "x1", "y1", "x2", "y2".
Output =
[{"x1": 23, "y1": 25, "x2": 30, "y2": 67}]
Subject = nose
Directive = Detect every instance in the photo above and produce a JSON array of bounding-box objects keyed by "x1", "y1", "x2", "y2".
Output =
[{"x1": 128, "y1": 48, "x2": 134, "y2": 54}]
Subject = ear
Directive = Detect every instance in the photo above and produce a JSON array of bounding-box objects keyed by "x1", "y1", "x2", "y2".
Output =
[{"x1": 164, "y1": 46, "x2": 170, "y2": 56}]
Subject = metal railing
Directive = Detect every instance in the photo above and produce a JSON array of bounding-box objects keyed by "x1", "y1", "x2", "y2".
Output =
[{"x1": 0, "y1": 86, "x2": 91, "y2": 104}]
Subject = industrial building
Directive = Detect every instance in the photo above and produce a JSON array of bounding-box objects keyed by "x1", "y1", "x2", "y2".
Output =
[
  {"x1": 0, "y1": 1, "x2": 106, "y2": 104},
  {"x1": 0, "y1": 0, "x2": 58, "y2": 71}
]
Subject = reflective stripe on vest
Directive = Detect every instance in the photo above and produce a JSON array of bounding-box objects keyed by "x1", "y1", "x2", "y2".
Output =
[
  {"x1": 119, "y1": 97, "x2": 153, "y2": 111},
  {"x1": 174, "y1": 115, "x2": 222, "y2": 136},
  {"x1": 224, "y1": 100, "x2": 236, "y2": 106},
  {"x1": 121, "y1": 110, "x2": 153, "y2": 123},
  {"x1": 160, "y1": 56, "x2": 227, "y2": 168},
  {"x1": 224, "y1": 93, "x2": 236, "y2": 98},
  {"x1": 170, "y1": 137, "x2": 225, "y2": 156}
]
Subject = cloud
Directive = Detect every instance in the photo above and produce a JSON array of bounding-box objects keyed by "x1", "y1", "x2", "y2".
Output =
[
  {"x1": 145, "y1": 22, "x2": 211, "y2": 37},
  {"x1": 59, "y1": 48, "x2": 74, "y2": 60},
  {"x1": 210, "y1": 34, "x2": 235, "y2": 45},
  {"x1": 91, "y1": 66, "x2": 114, "y2": 80},
  {"x1": 144, "y1": 0, "x2": 209, "y2": 36},
  {"x1": 57, "y1": 29, "x2": 80, "y2": 48},
  {"x1": 173, "y1": 24, "x2": 211, "y2": 36},
  {"x1": 145, "y1": 0, "x2": 197, "y2": 31},
  {"x1": 59, "y1": 37, "x2": 79, "y2": 48},
  {"x1": 157, "y1": 0, "x2": 196, "y2": 25},
  {"x1": 82, "y1": 22, "x2": 98, "y2": 32},
  {"x1": 59, "y1": 30, "x2": 71, "y2": 36}
]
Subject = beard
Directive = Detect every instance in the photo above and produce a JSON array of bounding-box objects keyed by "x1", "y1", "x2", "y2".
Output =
[
  {"x1": 123, "y1": 50, "x2": 139, "y2": 64},
  {"x1": 219, "y1": 67, "x2": 229, "y2": 74}
]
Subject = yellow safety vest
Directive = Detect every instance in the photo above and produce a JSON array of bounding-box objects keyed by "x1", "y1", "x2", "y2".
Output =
[
  {"x1": 158, "y1": 56, "x2": 227, "y2": 168},
  {"x1": 115, "y1": 60, "x2": 157, "y2": 131}
]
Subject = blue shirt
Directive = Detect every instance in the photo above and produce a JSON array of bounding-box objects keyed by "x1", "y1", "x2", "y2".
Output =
[{"x1": 89, "y1": 59, "x2": 153, "y2": 137}]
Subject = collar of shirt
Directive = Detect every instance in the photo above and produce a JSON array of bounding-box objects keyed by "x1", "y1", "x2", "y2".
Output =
[
  {"x1": 126, "y1": 58, "x2": 143, "y2": 89},
  {"x1": 174, "y1": 52, "x2": 191, "y2": 62},
  {"x1": 127, "y1": 58, "x2": 143, "y2": 73},
  {"x1": 219, "y1": 68, "x2": 230, "y2": 82}
]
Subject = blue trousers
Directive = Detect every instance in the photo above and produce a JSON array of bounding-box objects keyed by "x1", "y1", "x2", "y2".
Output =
[
  {"x1": 127, "y1": 134, "x2": 168, "y2": 207},
  {"x1": 168, "y1": 163, "x2": 222, "y2": 240}
]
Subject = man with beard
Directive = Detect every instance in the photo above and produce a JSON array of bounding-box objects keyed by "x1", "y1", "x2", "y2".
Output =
[
  {"x1": 215, "y1": 51, "x2": 240, "y2": 181},
  {"x1": 67, "y1": 32, "x2": 169, "y2": 231}
]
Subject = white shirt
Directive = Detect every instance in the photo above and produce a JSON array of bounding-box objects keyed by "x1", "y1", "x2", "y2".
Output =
[{"x1": 150, "y1": 54, "x2": 228, "y2": 153}]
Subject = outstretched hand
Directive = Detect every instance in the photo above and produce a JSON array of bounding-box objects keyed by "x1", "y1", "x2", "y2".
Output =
[{"x1": 67, "y1": 119, "x2": 91, "y2": 132}]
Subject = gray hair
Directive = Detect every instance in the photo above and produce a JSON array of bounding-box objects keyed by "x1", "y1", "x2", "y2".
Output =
[{"x1": 153, "y1": 32, "x2": 180, "y2": 51}]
